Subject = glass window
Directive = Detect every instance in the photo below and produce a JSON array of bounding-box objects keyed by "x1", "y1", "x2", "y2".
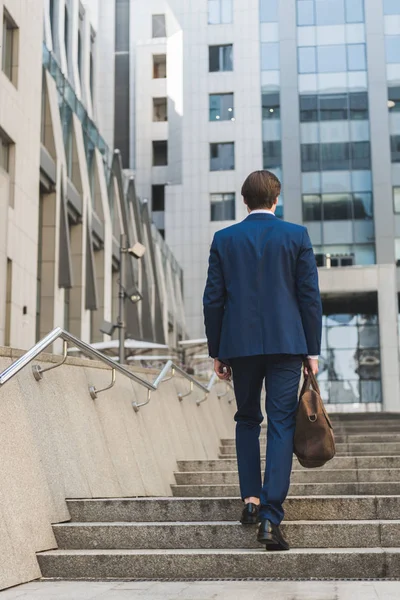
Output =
[
  {"x1": 153, "y1": 97, "x2": 168, "y2": 122},
  {"x1": 350, "y1": 92, "x2": 368, "y2": 119},
  {"x1": 210, "y1": 142, "x2": 235, "y2": 170},
  {"x1": 262, "y1": 93, "x2": 280, "y2": 119},
  {"x1": 153, "y1": 140, "x2": 168, "y2": 166},
  {"x1": 210, "y1": 193, "x2": 236, "y2": 221},
  {"x1": 299, "y1": 47, "x2": 317, "y2": 74},
  {"x1": 208, "y1": 0, "x2": 233, "y2": 24},
  {"x1": 303, "y1": 194, "x2": 322, "y2": 221},
  {"x1": 353, "y1": 192, "x2": 373, "y2": 219},
  {"x1": 388, "y1": 87, "x2": 400, "y2": 112},
  {"x1": 0, "y1": 130, "x2": 10, "y2": 172},
  {"x1": 2, "y1": 8, "x2": 17, "y2": 83},
  {"x1": 315, "y1": 0, "x2": 345, "y2": 25},
  {"x1": 321, "y1": 143, "x2": 350, "y2": 170},
  {"x1": 152, "y1": 185, "x2": 165, "y2": 211},
  {"x1": 391, "y1": 136, "x2": 400, "y2": 162},
  {"x1": 361, "y1": 380, "x2": 381, "y2": 403},
  {"x1": 345, "y1": 0, "x2": 364, "y2": 23},
  {"x1": 260, "y1": 0, "x2": 278, "y2": 22},
  {"x1": 153, "y1": 55, "x2": 166, "y2": 79},
  {"x1": 263, "y1": 141, "x2": 281, "y2": 168},
  {"x1": 152, "y1": 14, "x2": 166, "y2": 38},
  {"x1": 386, "y1": 36, "x2": 400, "y2": 64},
  {"x1": 384, "y1": 0, "x2": 400, "y2": 15},
  {"x1": 210, "y1": 94, "x2": 234, "y2": 121},
  {"x1": 261, "y1": 43, "x2": 279, "y2": 71},
  {"x1": 209, "y1": 45, "x2": 233, "y2": 72},
  {"x1": 322, "y1": 193, "x2": 352, "y2": 220},
  {"x1": 300, "y1": 95, "x2": 318, "y2": 122},
  {"x1": 347, "y1": 44, "x2": 366, "y2": 71},
  {"x1": 301, "y1": 144, "x2": 320, "y2": 171},
  {"x1": 351, "y1": 141, "x2": 371, "y2": 169},
  {"x1": 320, "y1": 95, "x2": 348, "y2": 121},
  {"x1": 317, "y1": 45, "x2": 347, "y2": 73},
  {"x1": 393, "y1": 187, "x2": 400, "y2": 212},
  {"x1": 297, "y1": 0, "x2": 315, "y2": 26}
]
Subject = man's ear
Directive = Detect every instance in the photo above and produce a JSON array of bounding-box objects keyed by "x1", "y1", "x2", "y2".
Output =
[{"x1": 274, "y1": 197, "x2": 279, "y2": 206}]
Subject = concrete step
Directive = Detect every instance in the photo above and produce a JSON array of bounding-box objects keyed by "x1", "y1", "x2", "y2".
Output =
[
  {"x1": 174, "y1": 468, "x2": 400, "y2": 485},
  {"x1": 37, "y1": 547, "x2": 400, "y2": 579},
  {"x1": 52, "y1": 520, "x2": 400, "y2": 550},
  {"x1": 221, "y1": 433, "x2": 400, "y2": 445},
  {"x1": 177, "y1": 456, "x2": 400, "y2": 472},
  {"x1": 220, "y1": 442, "x2": 400, "y2": 456},
  {"x1": 171, "y1": 482, "x2": 400, "y2": 497},
  {"x1": 66, "y1": 496, "x2": 400, "y2": 523}
]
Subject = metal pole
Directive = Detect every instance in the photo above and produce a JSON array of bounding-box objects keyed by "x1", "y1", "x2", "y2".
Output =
[{"x1": 119, "y1": 233, "x2": 127, "y2": 365}]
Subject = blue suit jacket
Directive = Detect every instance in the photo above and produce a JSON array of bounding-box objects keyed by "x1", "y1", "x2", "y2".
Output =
[{"x1": 203, "y1": 213, "x2": 322, "y2": 360}]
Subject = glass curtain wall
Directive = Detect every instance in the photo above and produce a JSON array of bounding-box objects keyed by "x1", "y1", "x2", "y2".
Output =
[
  {"x1": 260, "y1": 0, "x2": 283, "y2": 218},
  {"x1": 297, "y1": 0, "x2": 375, "y2": 265}
]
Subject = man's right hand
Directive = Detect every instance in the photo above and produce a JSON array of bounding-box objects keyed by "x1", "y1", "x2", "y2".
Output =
[
  {"x1": 214, "y1": 358, "x2": 232, "y2": 381},
  {"x1": 304, "y1": 358, "x2": 319, "y2": 376}
]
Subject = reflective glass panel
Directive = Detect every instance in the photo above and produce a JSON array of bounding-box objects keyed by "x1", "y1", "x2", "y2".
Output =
[
  {"x1": 320, "y1": 94, "x2": 348, "y2": 120},
  {"x1": 301, "y1": 143, "x2": 320, "y2": 171},
  {"x1": 209, "y1": 94, "x2": 234, "y2": 121},
  {"x1": 353, "y1": 192, "x2": 373, "y2": 219},
  {"x1": 208, "y1": 0, "x2": 220, "y2": 23},
  {"x1": 327, "y1": 349, "x2": 359, "y2": 380},
  {"x1": 210, "y1": 143, "x2": 235, "y2": 170},
  {"x1": 298, "y1": 47, "x2": 317, "y2": 74},
  {"x1": 358, "y1": 326, "x2": 379, "y2": 348},
  {"x1": 327, "y1": 325, "x2": 358, "y2": 349},
  {"x1": 152, "y1": 14, "x2": 166, "y2": 38},
  {"x1": 351, "y1": 141, "x2": 371, "y2": 169},
  {"x1": 317, "y1": 45, "x2": 347, "y2": 73},
  {"x1": 297, "y1": 0, "x2": 315, "y2": 25},
  {"x1": 327, "y1": 314, "x2": 358, "y2": 327},
  {"x1": 386, "y1": 36, "x2": 400, "y2": 64},
  {"x1": 261, "y1": 42, "x2": 279, "y2": 71},
  {"x1": 315, "y1": 0, "x2": 345, "y2": 25},
  {"x1": 260, "y1": 0, "x2": 278, "y2": 22},
  {"x1": 345, "y1": 0, "x2": 364, "y2": 23},
  {"x1": 211, "y1": 193, "x2": 236, "y2": 221},
  {"x1": 300, "y1": 95, "x2": 318, "y2": 121},
  {"x1": 262, "y1": 92, "x2": 280, "y2": 119},
  {"x1": 330, "y1": 381, "x2": 360, "y2": 403},
  {"x1": 322, "y1": 193, "x2": 352, "y2": 220},
  {"x1": 394, "y1": 187, "x2": 400, "y2": 212},
  {"x1": 384, "y1": 0, "x2": 400, "y2": 15},
  {"x1": 361, "y1": 380, "x2": 381, "y2": 403},
  {"x1": 391, "y1": 136, "x2": 400, "y2": 162},
  {"x1": 388, "y1": 87, "x2": 400, "y2": 112},
  {"x1": 303, "y1": 194, "x2": 322, "y2": 221},
  {"x1": 349, "y1": 92, "x2": 368, "y2": 119},
  {"x1": 263, "y1": 141, "x2": 282, "y2": 168},
  {"x1": 321, "y1": 143, "x2": 350, "y2": 171},
  {"x1": 347, "y1": 44, "x2": 366, "y2": 71},
  {"x1": 357, "y1": 348, "x2": 380, "y2": 380}
]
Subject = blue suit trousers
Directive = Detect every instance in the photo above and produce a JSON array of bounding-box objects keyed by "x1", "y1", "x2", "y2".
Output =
[{"x1": 230, "y1": 354, "x2": 303, "y2": 525}]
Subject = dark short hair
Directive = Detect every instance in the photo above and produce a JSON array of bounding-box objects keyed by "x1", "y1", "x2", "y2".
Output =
[{"x1": 241, "y1": 170, "x2": 281, "y2": 210}]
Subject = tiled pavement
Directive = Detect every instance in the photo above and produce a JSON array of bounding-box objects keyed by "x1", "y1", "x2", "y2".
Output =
[{"x1": 2, "y1": 580, "x2": 400, "y2": 600}]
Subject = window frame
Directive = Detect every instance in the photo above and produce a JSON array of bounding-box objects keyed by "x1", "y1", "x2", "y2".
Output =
[
  {"x1": 209, "y1": 44, "x2": 233, "y2": 72},
  {"x1": 152, "y1": 14, "x2": 166, "y2": 38},
  {"x1": 2, "y1": 7, "x2": 18, "y2": 86},
  {"x1": 153, "y1": 54, "x2": 167, "y2": 79},
  {"x1": 209, "y1": 142, "x2": 235, "y2": 171},
  {"x1": 209, "y1": 93, "x2": 234, "y2": 121}
]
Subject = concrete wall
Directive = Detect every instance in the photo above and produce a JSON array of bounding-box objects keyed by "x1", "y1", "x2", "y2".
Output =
[{"x1": 0, "y1": 348, "x2": 235, "y2": 590}]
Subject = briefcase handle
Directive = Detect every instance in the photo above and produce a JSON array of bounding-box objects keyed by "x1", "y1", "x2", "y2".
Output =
[{"x1": 302, "y1": 359, "x2": 321, "y2": 397}]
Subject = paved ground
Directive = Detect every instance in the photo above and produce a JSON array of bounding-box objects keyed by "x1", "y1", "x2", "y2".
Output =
[{"x1": 2, "y1": 581, "x2": 400, "y2": 600}]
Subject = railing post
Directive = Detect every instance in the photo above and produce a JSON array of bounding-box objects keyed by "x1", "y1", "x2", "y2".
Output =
[{"x1": 119, "y1": 233, "x2": 127, "y2": 366}]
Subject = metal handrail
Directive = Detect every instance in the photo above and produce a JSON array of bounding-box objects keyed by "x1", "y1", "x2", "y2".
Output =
[{"x1": 0, "y1": 327, "x2": 220, "y2": 410}]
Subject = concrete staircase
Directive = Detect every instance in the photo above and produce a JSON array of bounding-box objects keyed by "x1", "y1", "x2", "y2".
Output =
[{"x1": 38, "y1": 414, "x2": 400, "y2": 580}]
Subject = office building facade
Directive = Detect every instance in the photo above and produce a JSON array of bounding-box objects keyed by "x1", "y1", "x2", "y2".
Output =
[
  {"x1": 0, "y1": 0, "x2": 186, "y2": 355},
  {"x1": 120, "y1": 0, "x2": 400, "y2": 410}
]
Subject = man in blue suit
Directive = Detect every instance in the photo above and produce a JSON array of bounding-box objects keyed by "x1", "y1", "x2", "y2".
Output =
[{"x1": 203, "y1": 170, "x2": 322, "y2": 551}]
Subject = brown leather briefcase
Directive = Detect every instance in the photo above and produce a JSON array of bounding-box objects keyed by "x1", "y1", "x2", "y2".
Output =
[{"x1": 294, "y1": 370, "x2": 336, "y2": 469}]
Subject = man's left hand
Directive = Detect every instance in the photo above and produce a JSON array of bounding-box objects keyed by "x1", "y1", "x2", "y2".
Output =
[{"x1": 214, "y1": 358, "x2": 232, "y2": 381}]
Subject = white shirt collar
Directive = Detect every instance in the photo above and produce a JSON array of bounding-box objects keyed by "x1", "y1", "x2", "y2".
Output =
[{"x1": 249, "y1": 209, "x2": 276, "y2": 216}]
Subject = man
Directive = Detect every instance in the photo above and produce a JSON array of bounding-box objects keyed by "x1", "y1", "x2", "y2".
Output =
[{"x1": 203, "y1": 170, "x2": 322, "y2": 551}]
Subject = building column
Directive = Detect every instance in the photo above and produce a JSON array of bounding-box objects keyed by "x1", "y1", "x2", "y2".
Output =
[
  {"x1": 378, "y1": 264, "x2": 400, "y2": 411},
  {"x1": 279, "y1": 0, "x2": 302, "y2": 225}
]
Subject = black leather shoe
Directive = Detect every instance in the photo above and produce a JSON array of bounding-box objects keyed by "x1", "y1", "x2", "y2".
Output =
[
  {"x1": 257, "y1": 519, "x2": 290, "y2": 551},
  {"x1": 240, "y1": 503, "x2": 259, "y2": 525}
]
